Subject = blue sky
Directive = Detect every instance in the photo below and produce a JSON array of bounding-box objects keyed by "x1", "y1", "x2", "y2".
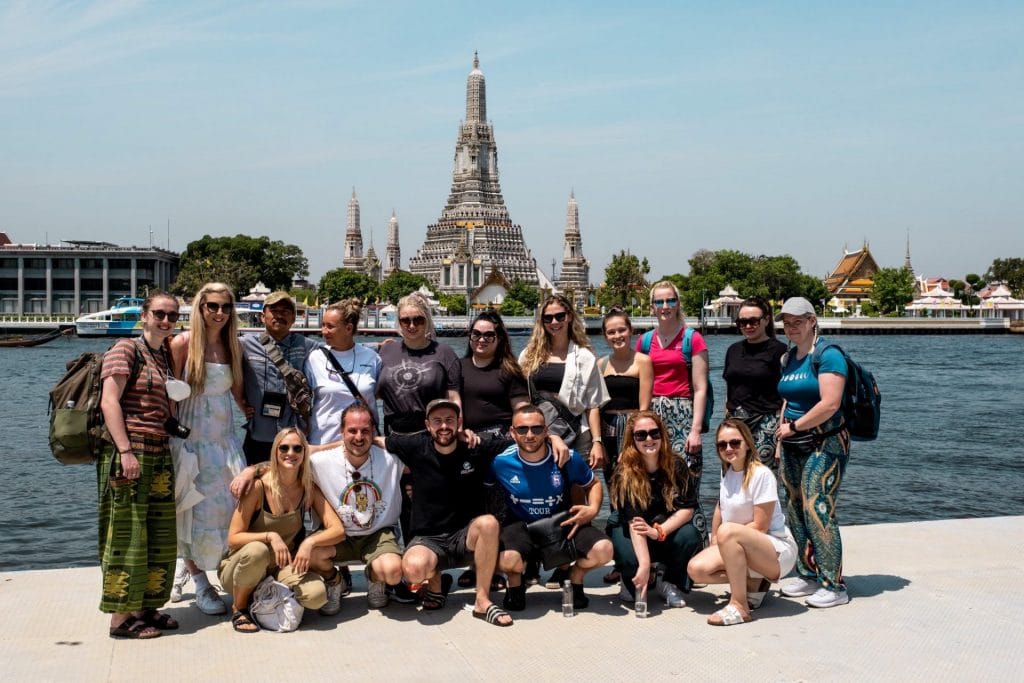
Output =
[{"x1": 2, "y1": 1, "x2": 1021, "y2": 285}]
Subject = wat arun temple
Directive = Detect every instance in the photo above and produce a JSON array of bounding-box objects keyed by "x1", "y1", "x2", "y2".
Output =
[{"x1": 344, "y1": 53, "x2": 590, "y2": 303}]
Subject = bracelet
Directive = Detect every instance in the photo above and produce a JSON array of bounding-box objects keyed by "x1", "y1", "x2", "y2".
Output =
[
  {"x1": 653, "y1": 523, "x2": 666, "y2": 542},
  {"x1": 591, "y1": 437, "x2": 603, "y2": 444},
  {"x1": 789, "y1": 419, "x2": 804, "y2": 436},
  {"x1": 118, "y1": 449, "x2": 133, "y2": 455}
]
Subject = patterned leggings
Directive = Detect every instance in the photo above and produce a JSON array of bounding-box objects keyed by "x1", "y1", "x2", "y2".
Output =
[
  {"x1": 98, "y1": 435, "x2": 177, "y2": 613},
  {"x1": 780, "y1": 426, "x2": 850, "y2": 591},
  {"x1": 727, "y1": 410, "x2": 781, "y2": 472}
]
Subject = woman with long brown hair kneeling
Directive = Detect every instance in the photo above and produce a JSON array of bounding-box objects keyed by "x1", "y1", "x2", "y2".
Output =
[
  {"x1": 219, "y1": 427, "x2": 345, "y2": 633},
  {"x1": 687, "y1": 418, "x2": 797, "y2": 626}
]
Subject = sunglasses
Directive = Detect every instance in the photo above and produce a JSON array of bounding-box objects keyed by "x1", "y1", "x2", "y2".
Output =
[
  {"x1": 513, "y1": 425, "x2": 545, "y2": 436},
  {"x1": 278, "y1": 443, "x2": 304, "y2": 454},
  {"x1": 150, "y1": 310, "x2": 180, "y2": 322},
  {"x1": 653, "y1": 298, "x2": 678, "y2": 308},
  {"x1": 205, "y1": 302, "x2": 234, "y2": 314},
  {"x1": 541, "y1": 311, "x2": 568, "y2": 324},
  {"x1": 736, "y1": 316, "x2": 763, "y2": 327},
  {"x1": 399, "y1": 315, "x2": 426, "y2": 327},
  {"x1": 469, "y1": 330, "x2": 497, "y2": 342},
  {"x1": 716, "y1": 438, "x2": 744, "y2": 451},
  {"x1": 632, "y1": 428, "x2": 662, "y2": 442}
]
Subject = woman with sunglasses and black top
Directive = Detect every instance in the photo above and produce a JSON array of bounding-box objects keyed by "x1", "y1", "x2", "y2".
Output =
[
  {"x1": 460, "y1": 310, "x2": 530, "y2": 437},
  {"x1": 722, "y1": 297, "x2": 787, "y2": 471},
  {"x1": 608, "y1": 411, "x2": 703, "y2": 611},
  {"x1": 100, "y1": 291, "x2": 181, "y2": 639},
  {"x1": 687, "y1": 419, "x2": 796, "y2": 626},
  {"x1": 167, "y1": 282, "x2": 248, "y2": 616},
  {"x1": 519, "y1": 295, "x2": 609, "y2": 469},
  {"x1": 377, "y1": 293, "x2": 461, "y2": 542}
]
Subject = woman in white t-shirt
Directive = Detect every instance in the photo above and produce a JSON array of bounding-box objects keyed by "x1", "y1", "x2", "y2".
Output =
[{"x1": 687, "y1": 418, "x2": 797, "y2": 626}]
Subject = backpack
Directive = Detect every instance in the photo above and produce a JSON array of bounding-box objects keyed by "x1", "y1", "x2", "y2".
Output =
[
  {"x1": 640, "y1": 328, "x2": 714, "y2": 433},
  {"x1": 790, "y1": 340, "x2": 881, "y2": 442},
  {"x1": 48, "y1": 339, "x2": 144, "y2": 465}
]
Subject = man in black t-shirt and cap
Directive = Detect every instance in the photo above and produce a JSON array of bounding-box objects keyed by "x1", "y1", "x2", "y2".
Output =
[{"x1": 384, "y1": 398, "x2": 514, "y2": 627}]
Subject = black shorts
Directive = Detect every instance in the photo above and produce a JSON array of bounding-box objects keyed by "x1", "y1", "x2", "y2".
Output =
[
  {"x1": 500, "y1": 520, "x2": 607, "y2": 562},
  {"x1": 408, "y1": 525, "x2": 474, "y2": 570}
]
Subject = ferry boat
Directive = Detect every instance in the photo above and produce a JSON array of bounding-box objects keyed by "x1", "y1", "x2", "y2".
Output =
[{"x1": 75, "y1": 298, "x2": 193, "y2": 337}]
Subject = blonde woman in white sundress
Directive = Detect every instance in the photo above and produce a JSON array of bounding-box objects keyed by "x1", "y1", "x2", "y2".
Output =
[{"x1": 169, "y1": 282, "x2": 248, "y2": 615}]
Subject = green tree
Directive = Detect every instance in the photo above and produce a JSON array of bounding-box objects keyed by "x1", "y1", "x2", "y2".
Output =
[
  {"x1": 318, "y1": 268, "x2": 378, "y2": 304},
  {"x1": 378, "y1": 270, "x2": 429, "y2": 304},
  {"x1": 172, "y1": 234, "x2": 307, "y2": 296},
  {"x1": 438, "y1": 293, "x2": 467, "y2": 316},
  {"x1": 499, "y1": 297, "x2": 526, "y2": 316},
  {"x1": 504, "y1": 279, "x2": 540, "y2": 312},
  {"x1": 985, "y1": 258, "x2": 1024, "y2": 297},
  {"x1": 871, "y1": 267, "x2": 915, "y2": 315},
  {"x1": 602, "y1": 250, "x2": 650, "y2": 309},
  {"x1": 290, "y1": 287, "x2": 317, "y2": 306}
]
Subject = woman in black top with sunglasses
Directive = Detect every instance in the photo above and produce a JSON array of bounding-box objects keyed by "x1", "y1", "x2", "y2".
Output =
[
  {"x1": 460, "y1": 311, "x2": 530, "y2": 436},
  {"x1": 722, "y1": 297, "x2": 787, "y2": 471}
]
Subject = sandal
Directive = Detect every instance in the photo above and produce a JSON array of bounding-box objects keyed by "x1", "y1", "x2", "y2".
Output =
[
  {"x1": 421, "y1": 574, "x2": 453, "y2": 611},
  {"x1": 503, "y1": 584, "x2": 526, "y2": 612},
  {"x1": 748, "y1": 578, "x2": 772, "y2": 610},
  {"x1": 602, "y1": 569, "x2": 621, "y2": 584},
  {"x1": 457, "y1": 570, "x2": 476, "y2": 588},
  {"x1": 473, "y1": 603, "x2": 513, "y2": 627},
  {"x1": 707, "y1": 604, "x2": 752, "y2": 626},
  {"x1": 139, "y1": 609, "x2": 179, "y2": 630},
  {"x1": 231, "y1": 609, "x2": 261, "y2": 634},
  {"x1": 490, "y1": 573, "x2": 507, "y2": 591},
  {"x1": 109, "y1": 615, "x2": 161, "y2": 639}
]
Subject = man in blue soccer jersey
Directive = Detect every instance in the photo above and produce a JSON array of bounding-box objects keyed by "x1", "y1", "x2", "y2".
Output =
[{"x1": 491, "y1": 405, "x2": 613, "y2": 612}]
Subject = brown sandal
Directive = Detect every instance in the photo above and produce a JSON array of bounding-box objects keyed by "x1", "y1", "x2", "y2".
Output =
[
  {"x1": 231, "y1": 609, "x2": 260, "y2": 634},
  {"x1": 109, "y1": 615, "x2": 161, "y2": 639}
]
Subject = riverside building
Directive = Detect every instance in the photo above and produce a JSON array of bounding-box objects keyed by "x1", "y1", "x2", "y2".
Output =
[
  {"x1": 408, "y1": 53, "x2": 542, "y2": 295},
  {"x1": 0, "y1": 232, "x2": 178, "y2": 315}
]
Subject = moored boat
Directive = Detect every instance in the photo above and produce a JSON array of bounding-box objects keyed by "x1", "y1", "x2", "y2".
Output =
[
  {"x1": 74, "y1": 297, "x2": 145, "y2": 337},
  {"x1": 0, "y1": 327, "x2": 72, "y2": 348}
]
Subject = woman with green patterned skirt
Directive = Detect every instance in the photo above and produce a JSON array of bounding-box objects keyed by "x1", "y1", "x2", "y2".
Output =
[{"x1": 99, "y1": 291, "x2": 181, "y2": 639}]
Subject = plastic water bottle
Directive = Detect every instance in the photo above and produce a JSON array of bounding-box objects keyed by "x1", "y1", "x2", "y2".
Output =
[
  {"x1": 561, "y1": 580, "x2": 574, "y2": 618},
  {"x1": 635, "y1": 586, "x2": 648, "y2": 618}
]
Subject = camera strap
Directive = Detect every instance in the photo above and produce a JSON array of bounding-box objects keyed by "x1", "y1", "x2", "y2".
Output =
[{"x1": 320, "y1": 346, "x2": 380, "y2": 435}]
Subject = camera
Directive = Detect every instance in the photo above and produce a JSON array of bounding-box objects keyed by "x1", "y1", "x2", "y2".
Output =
[{"x1": 164, "y1": 416, "x2": 191, "y2": 439}]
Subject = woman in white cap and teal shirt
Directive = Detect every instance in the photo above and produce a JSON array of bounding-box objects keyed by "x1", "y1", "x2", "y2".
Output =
[{"x1": 775, "y1": 297, "x2": 850, "y2": 608}]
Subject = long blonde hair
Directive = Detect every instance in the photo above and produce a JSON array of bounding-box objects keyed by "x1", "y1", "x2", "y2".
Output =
[
  {"x1": 716, "y1": 418, "x2": 759, "y2": 491},
  {"x1": 610, "y1": 411, "x2": 690, "y2": 512},
  {"x1": 185, "y1": 282, "x2": 243, "y2": 394},
  {"x1": 520, "y1": 294, "x2": 592, "y2": 376},
  {"x1": 264, "y1": 427, "x2": 313, "y2": 512},
  {"x1": 396, "y1": 292, "x2": 436, "y2": 341}
]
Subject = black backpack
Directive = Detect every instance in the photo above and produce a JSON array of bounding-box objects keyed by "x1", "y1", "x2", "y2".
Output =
[
  {"x1": 810, "y1": 341, "x2": 881, "y2": 441},
  {"x1": 48, "y1": 340, "x2": 143, "y2": 465}
]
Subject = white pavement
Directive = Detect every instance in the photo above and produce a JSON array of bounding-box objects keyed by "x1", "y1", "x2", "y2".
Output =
[{"x1": 2, "y1": 516, "x2": 1022, "y2": 682}]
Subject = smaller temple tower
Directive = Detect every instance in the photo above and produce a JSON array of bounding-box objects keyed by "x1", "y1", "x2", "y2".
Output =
[
  {"x1": 384, "y1": 210, "x2": 401, "y2": 278},
  {"x1": 364, "y1": 231, "x2": 382, "y2": 283},
  {"x1": 556, "y1": 190, "x2": 590, "y2": 309},
  {"x1": 342, "y1": 188, "x2": 364, "y2": 270}
]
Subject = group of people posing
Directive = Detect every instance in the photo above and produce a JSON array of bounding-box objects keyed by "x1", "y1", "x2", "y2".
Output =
[{"x1": 97, "y1": 280, "x2": 851, "y2": 638}]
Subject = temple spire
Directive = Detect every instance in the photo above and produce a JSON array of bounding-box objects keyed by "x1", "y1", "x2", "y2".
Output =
[
  {"x1": 556, "y1": 190, "x2": 590, "y2": 309},
  {"x1": 465, "y1": 52, "x2": 486, "y2": 123},
  {"x1": 904, "y1": 229, "x2": 913, "y2": 273},
  {"x1": 342, "y1": 188, "x2": 364, "y2": 269}
]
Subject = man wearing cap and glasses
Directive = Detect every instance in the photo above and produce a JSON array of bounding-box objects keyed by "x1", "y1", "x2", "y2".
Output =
[
  {"x1": 383, "y1": 398, "x2": 514, "y2": 627},
  {"x1": 239, "y1": 291, "x2": 319, "y2": 465},
  {"x1": 490, "y1": 404, "x2": 612, "y2": 613}
]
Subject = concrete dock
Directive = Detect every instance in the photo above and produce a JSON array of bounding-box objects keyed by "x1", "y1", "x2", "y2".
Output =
[{"x1": 2, "y1": 516, "x2": 1022, "y2": 682}]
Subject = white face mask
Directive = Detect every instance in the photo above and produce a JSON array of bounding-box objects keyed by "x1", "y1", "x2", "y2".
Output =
[{"x1": 165, "y1": 378, "x2": 192, "y2": 402}]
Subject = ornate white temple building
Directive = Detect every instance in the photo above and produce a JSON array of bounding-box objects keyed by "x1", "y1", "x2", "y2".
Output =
[
  {"x1": 555, "y1": 190, "x2": 590, "y2": 308},
  {"x1": 408, "y1": 53, "x2": 540, "y2": 294},
  {"x1": 342, "y1": 189, "x2": 399, "y2": 283}
]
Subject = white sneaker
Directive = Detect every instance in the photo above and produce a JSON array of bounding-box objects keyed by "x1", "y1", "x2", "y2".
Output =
[
  {"x1": 806, "y1": 587, "x2": 849, "y2": 608},
  {"x1": 195, "y1": 585, "x2": 227, "y2": 615},
  {"x1": 658, "y1": 580, "x2": 686, "y2": 608},
  {"x1": 319, "y1": 568, "x2": 346, "y2": 616},
  {"x1": 618, "y1": 583, "x2": 634, "y2": 603},
  {"x1": 781, "y1": 576, "x2": 819, "y2": 598},
  {"x1": 169, "y1": 559, "x2": 189, "y2": 603}
]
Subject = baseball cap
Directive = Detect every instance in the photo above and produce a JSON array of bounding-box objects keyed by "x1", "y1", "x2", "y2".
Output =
[
  {"x1": 777, "y1": 297, "x2": 816, "y2": 319},
  {"x1": 425, "y1": 398, "x2": 461, "y2": 417}
]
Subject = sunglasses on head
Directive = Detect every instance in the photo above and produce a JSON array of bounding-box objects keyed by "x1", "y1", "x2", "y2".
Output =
[
  {"x1": 205, "y1": 301, "x2": 234, "y2": 314},
  {"x1": 278, "y1": 443, "x2": 304, "y2": 454},
  {"x1": 736, "y1": 316, "x2": 763, "y2": 327},
  {"x1": 716, "y1": 438, "x2": 744, "y2": 451},
  {"x1": 150, "y1": 310, "x2": 180, "y2": 322},
  {"x1": 652, "y1": 298, "x2": 678, "y2": 308},
  {"x1": 541, "y1": 311, "x2": 568, "y2": 324},
  {"x1": 469, "y1": 330, "x2": 497, "y2": 342},
  {"x1": 399, "y1": 315, "x2": 426, "y2": 327},
  {"x1": 513, "y1": 425, "x2": 545, "y2": 436},
  {"x1": 632, "y1": 428, "x2": 662, "y2": 442}
]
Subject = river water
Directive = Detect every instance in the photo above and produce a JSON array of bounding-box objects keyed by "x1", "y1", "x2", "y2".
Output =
[{"x1": 2, "y1": 333, "x2": 1022, "y2": 571}]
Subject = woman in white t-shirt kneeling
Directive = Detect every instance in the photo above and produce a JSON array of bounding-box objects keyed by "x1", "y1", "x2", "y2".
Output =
[{"x1": 687, "y1": 418, "x2": 797, "y2": 626}]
